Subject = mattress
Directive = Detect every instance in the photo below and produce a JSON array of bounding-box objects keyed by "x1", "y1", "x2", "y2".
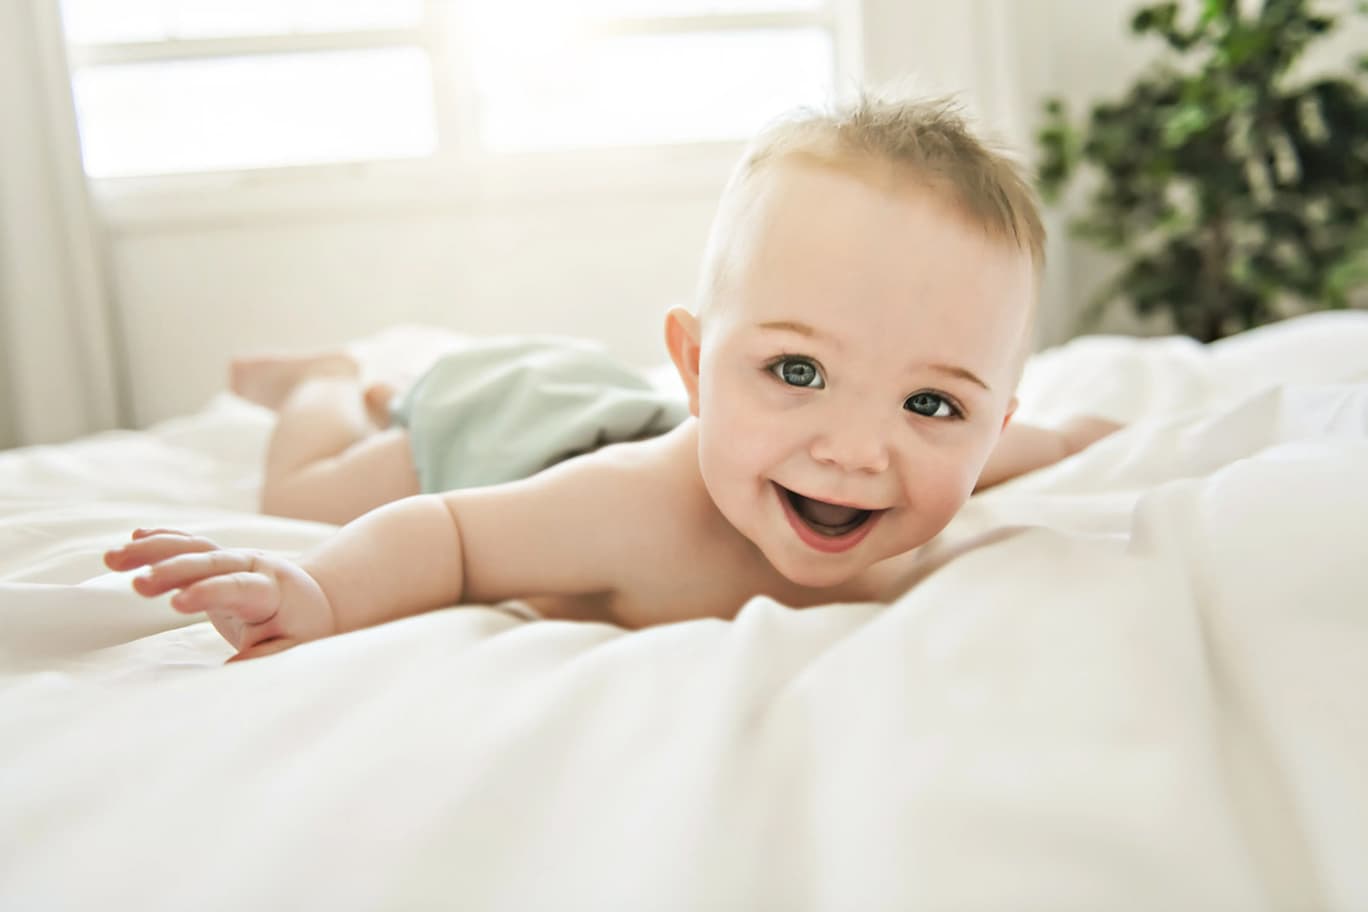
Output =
[{"x1": 2, "y1": 313, "x2": 1367, "y2": 910}]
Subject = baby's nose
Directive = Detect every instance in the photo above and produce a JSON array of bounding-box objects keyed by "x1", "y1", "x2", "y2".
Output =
[{"x1": 809, "y1": 418, "x2": 890, "y2": 474}]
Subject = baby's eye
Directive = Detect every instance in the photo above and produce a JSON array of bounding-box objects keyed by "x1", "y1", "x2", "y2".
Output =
[
  {"x1": 904, "y1": 391, "x2": 960, "y2": 419},
  {"x1": 770, "y1": 357, "x2": 825, "y2": 389}
]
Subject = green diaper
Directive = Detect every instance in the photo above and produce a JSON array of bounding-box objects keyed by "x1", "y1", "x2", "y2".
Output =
[{"x1": 390, "y1": 336, "x2": 689, "y2": 493}]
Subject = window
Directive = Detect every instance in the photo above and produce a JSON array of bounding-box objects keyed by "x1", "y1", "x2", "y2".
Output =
[{"x1": 59, "y1": 0, "x2": 847, "y2": 182}]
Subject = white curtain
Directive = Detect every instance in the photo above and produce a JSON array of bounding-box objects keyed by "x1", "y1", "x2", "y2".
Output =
[{"x1": 0, "y1": 0, "x2": 124, "y2": 448}]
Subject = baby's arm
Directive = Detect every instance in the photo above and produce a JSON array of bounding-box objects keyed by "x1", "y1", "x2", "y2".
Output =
[
  {"x1": 105, "y1": 497, "x2": 467, "y2": 660},
  {"x1": 302, "y1": 495, "x2": 467, "y2": 632},
  {"x1": 974, "y1": 415, "x2": 1121, "y2": 491},
  {"x1": 107, "y1": 454, "x2": 635, "y2": 660}
]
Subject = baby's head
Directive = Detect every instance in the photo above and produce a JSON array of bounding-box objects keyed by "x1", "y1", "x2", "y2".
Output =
[
  {"x1": 696, "y1": 94, "x2": 1045, "y2": 330},
  {"x1": 665, "y1": 91, "x2": 1046, "y2": 588}
]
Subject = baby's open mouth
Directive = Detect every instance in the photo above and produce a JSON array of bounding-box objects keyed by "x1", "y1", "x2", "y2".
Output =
[{"x1": 778, "y1": 485, "x2": 878, "y2": 537}]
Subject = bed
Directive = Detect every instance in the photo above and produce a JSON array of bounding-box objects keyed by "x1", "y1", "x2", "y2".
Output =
[{"x1": 2, "y1": 312, "x2": 1366, "y2": 910}]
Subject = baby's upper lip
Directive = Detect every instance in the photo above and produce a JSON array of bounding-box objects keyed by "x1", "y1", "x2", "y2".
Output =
[{"x1": 775, "y1": 482, "x2": 884, "y2": 512}]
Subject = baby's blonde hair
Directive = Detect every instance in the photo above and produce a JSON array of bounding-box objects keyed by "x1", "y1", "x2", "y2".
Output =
[{"x1": 697, "y1": 91, "x2": 1046, "y2": 314}]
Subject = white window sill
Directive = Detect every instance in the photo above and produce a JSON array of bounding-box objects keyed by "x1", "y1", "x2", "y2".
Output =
[{"x1": 90, "y1": 142, "x2": 743, "y2": 231}]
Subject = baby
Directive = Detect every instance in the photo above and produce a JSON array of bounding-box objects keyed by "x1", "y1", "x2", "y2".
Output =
[{"x1": 106, "y1": 93, "x2": 1117, "y2": 661}]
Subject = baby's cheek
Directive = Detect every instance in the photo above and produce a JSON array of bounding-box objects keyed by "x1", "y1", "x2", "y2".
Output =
[
  {"x1": 932, "y1": 482, "x2": 972, "y2": 527},
  {"x1": 921, "y1": 460, "x2": 978, "y2": 521},
  {"x1": 710, "y1": 396, "x2": 779, "y2": 455}
]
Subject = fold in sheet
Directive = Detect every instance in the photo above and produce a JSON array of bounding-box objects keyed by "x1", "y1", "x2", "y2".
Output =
[{"x1": 2, "y1": 313, "x2": 1366, "y2": 910}]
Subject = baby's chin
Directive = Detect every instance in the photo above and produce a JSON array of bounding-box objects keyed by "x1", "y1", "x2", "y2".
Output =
[
  {"x1": 768, "y1": 531, "x2": 943, "y2": 594},
  {"x1": 768, "y1": 551, "x2": 875, "y2": 591}
]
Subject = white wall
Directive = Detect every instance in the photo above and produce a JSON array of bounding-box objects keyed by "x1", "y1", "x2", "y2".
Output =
[
  {"x1": 93, "y1": 0, "x2": 1368, "y2": 426},
  {"x1": 112, "y1": 190, "x2": 725, "y2": 425}
]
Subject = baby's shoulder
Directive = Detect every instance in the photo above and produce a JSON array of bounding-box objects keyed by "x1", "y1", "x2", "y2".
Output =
[
  {"x1": 495, "y1": 422, "x2": 708, "y2": 552},
  {"x1": 571, "y1": 419, "x2": 701, "y2": 496},
  {"x1": 554, "y1": 422, "x2": 724, "y2": 547},
  {"x1": 445, "y1": 421, "x2": 708, "y2": 612}
]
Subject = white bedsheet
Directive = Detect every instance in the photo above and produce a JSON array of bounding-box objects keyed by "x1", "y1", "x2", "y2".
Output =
[{"x1": 2, "y1": 313, "x2": 1366, "y2": 911}]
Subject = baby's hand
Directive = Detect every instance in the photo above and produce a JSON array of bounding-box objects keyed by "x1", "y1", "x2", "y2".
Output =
[
  {"x1": 1058, "y1": 415, "x2": 1124, "y2": 456},
  {"x1": 104, "y1": 528, "x2": 335, "y2": 662}
]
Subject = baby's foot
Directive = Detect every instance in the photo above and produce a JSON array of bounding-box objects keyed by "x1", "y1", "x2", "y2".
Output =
[
  {"x1": 363, "y1": 381, "x2": 400, "y2": 428},
  {"x1": 229, "y1": 351, "x2": 359, "y2": 411}
]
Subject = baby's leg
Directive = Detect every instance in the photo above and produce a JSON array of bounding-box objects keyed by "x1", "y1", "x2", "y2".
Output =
[
  {"x1": 232, "y1": 353, "x2": 420, "y2": 525},
  {"x1": 230, "y1": 351, "x2": 357, "y2": 411}
]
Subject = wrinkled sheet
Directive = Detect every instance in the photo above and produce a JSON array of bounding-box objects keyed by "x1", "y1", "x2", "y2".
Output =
[{"x1": 2, "y1": 313, "x2": 1366, "y2": 911}]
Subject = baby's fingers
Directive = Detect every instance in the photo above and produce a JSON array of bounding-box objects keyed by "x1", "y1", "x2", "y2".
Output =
[
  {"x1": 172, "y1": 571, "x2": 280, "y2": 624},
  {"x1": 131, "y1": 527, "x2": 195, "y2": 540},
  {"x1": 106, "y1": 531, "x2": 219, "y2": 571},
  {"x1": 132, "y1": 549, "x2": 259, "y2": 598}
]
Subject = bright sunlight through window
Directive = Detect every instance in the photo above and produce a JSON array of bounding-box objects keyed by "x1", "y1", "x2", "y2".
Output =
[{"x1": 60, "y1": 0, "x2": 839, "y2": 178}]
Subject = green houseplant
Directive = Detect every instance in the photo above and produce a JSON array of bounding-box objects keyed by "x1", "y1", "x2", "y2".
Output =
[{"x1": 1037, "y1": 0, "x2": 1368, "y2": 342}]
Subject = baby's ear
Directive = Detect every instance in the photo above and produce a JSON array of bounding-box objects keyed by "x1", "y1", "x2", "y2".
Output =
[{"x1": 664, "y1": 307, "x2": 702, "y2": 417}]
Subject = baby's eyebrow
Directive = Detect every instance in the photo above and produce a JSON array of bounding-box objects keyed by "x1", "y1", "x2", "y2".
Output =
[
  {"x1": 928, "y1": 364, "x2": 991, "y2": 392},
  {"x1": 757, "y1": 319, "x2": 826, "y2": 339}
]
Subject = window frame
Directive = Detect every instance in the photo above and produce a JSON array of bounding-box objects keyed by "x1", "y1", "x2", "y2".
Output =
[{"x1": 59, "y1": 0, "x2": 863, "y2": 227}]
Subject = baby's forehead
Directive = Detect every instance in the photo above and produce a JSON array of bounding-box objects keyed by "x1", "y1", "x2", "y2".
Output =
[
  {"x1": 724, "y1": 156, "x2": 1030, "y2": 284},
  {"x1": 723, "y1": 149, "x2": 1041, "y2": 277},
  {"x1": 704, "y1": 156, "x2": 1037, "y2": 375},
  {"x1": 720, "y1": 155, "x2": 1016, "y2": 279}
]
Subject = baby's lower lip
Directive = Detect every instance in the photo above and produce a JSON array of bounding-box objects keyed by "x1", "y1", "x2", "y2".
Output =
[{"x1": 774, "y1": 484, "x2": 883, "y2": 554}]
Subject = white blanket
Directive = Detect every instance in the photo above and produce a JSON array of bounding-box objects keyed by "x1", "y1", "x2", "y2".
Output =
[{"x1": 2, "y1": 313, "x2": 1366, "y2": 911}]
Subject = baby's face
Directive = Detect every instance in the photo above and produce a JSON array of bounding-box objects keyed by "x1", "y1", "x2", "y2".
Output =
[{"x1": 693, "y1": 160, "x2": 1033, "y2": 588}]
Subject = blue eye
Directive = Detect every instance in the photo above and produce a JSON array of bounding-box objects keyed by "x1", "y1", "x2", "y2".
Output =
[
  {"x1": 904, "y1": 392, "x2": 960, "y2": 419},
  {"x1": 770, "y1": 357, "x2": 825, "y2": 389}
]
